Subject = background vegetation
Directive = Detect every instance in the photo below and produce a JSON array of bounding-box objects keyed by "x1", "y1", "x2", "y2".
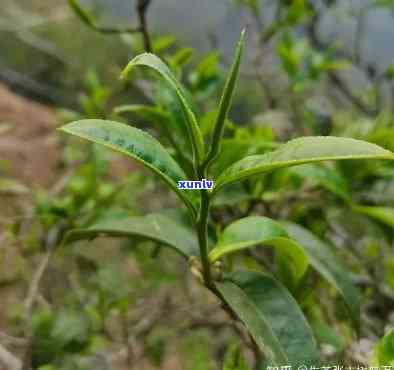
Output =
[{"x1": 3, "y1": 1, "x2": 394, "y2": 369}]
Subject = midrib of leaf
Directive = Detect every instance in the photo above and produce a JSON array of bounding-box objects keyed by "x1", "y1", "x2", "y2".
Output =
[
  {"x1": 215, "y1": 152, "x2": 394, "y2": 193},
  {"x1": 59, "y1": 121, "x2": 198, "y2": 218}
]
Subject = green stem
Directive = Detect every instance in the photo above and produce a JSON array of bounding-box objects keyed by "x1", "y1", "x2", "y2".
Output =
[{"x1": 197, "y1": 187, "x2": 213, "y2": 288}]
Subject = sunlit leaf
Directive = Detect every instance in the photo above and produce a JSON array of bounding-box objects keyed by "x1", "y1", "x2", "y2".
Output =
[
  {"x1": 59, "y1": 119, "x2": 198, "y2": 217},
  {"x1": 209, "y1": 217, "x2": 309, "y2": 286},
  {"x1": 214, "y1": 136, "x2": 394, "y2": 193}
]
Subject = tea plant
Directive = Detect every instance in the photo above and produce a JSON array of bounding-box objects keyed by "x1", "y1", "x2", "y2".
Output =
[{"x1": 59, "y1": 31, "x2": 394, "y2": 368}]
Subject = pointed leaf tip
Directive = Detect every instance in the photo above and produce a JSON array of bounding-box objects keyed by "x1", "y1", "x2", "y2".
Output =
[
  {"x1": 214, "y1": 136, "x2": 394, "y2": 193},
  {"x1": 120, "y1": 52, "x2": 205, "y2": 163},
  {"x1": 203, "y1": 27, "x2": 246, "y2": 168}
]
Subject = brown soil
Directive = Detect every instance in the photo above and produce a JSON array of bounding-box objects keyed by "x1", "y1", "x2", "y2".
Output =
[{"x1": 0, "y1": 83, "x2": 60, "y2": 187}]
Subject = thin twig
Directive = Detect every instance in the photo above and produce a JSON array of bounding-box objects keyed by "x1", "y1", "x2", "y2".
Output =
[
  {"x1": 0, "y1": 332, "x2": 27, "y2": 348},
  {"x1": 136, "y1": 0, "x2": 152, "y2": 52},
  {"x1": 21, "y1": 221, "x2": 68, "y2": 369},
  {"x1": 0, "y1": 343, "x2": 22, "y2": 370},
  {"x1": 23, "y1": 249, "x2": 53, "y2": 318}
]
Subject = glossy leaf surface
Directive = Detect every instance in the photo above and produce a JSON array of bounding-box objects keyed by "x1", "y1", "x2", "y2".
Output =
[
  {"x1": 214, "y1": 136, "x2": 394, "y2": 193},
  {"x1": 59, "y1": 119, "x2": 197, "y2": 216},
  {"x1": 209, "y1": 217, "x2": 309, "y2": 284}
]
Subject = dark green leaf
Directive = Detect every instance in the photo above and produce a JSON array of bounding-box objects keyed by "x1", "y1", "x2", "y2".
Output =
[
  {"x1": 214, "y1": 136, "x2": 394, "y2": 193},
  {"x1": 121, "y1": 53, "x2": 205, "y2": 163},
  {"x1": 217, "y1": 271, "x2": 320, "y2": 367},
  {"x1": 281, "y1": 222, "x2": 361, "y2": 329},
  {"x1": 59, "y1": 119, "x2": 197, "y2": 217},
  {"x1": 63, "y1": 212, "x2": 199, "y2": 258}
]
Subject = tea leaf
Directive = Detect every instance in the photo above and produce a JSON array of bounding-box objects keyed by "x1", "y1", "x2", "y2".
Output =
[
  {"x1": 59, "y1": 119, "x2": 197, "y2": 217},
  {"x1": 282, "y1": 222, "x2": 361, "y2": 329},
  {"x1": 114, "y1": 104, "x2": 186, "y2": 163},
  {"x1": 121, "y1": 53, "x2": 205, "y2": 164},
  {"x1": 217, "y1": 271, "x2": 320, "y2": 367},
  {"x1": 209, "y1": 217, "x2": 309, "y2": 285},
  {"x1": 204, "y1": 30, "x2": 245, "y2": 169},
  {"x1": 63, "y1": 212, "x2": 198, "y2": 258},
  {"x1": 214, "y1": 136, "x2": 394, "y2": 193}
]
